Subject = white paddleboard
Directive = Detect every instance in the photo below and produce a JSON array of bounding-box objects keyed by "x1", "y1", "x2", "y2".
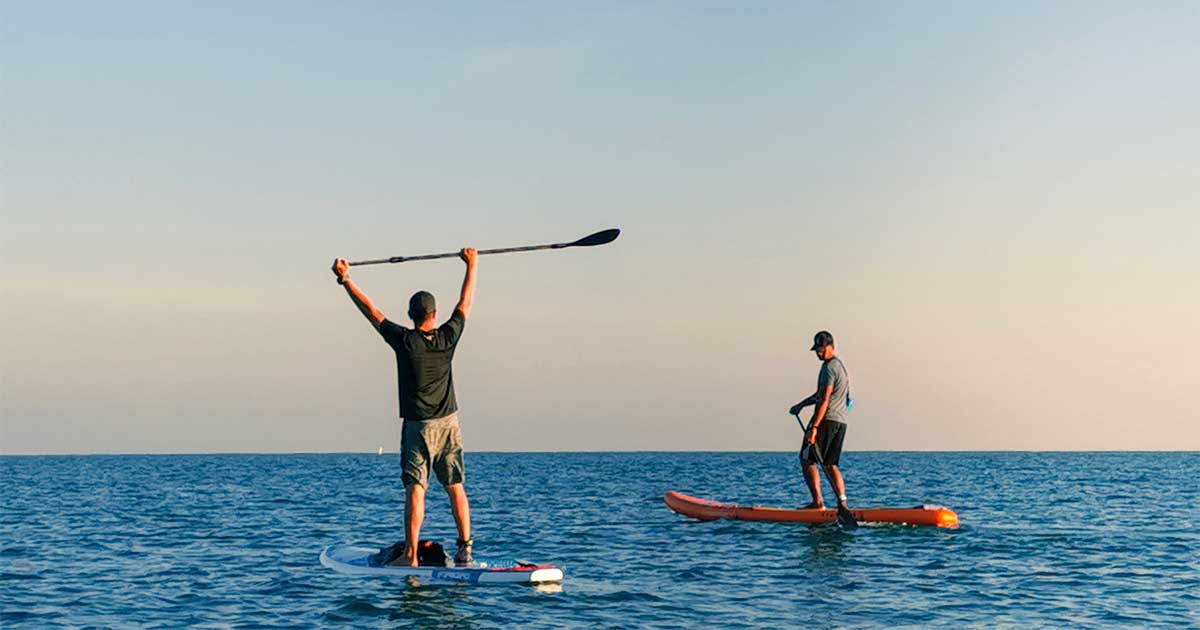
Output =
[{"x1": 320, "y1": 543, "x2": 564, "y2": 585}]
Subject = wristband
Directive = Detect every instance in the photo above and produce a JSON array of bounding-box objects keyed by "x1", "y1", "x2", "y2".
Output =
[{"x1": 337, "y1": 276, "x2": 348, "y2": 285}]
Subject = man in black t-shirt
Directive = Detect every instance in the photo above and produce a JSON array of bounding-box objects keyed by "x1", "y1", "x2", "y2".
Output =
[{"x1": 331, "y1": 248, "x2": 478, "y2": 567}]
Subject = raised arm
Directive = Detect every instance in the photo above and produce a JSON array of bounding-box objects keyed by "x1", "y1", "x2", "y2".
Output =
[
  {"x1": 331, "y1": 258, "x2": 385, "y2": 329},
  {"x1": 455, "y1": 248, "x2": 478, "y2": 318}
]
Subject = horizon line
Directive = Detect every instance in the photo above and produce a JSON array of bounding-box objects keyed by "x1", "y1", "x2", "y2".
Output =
[{"x1": 2, "y1": 449, "x2": 1197, "y2": 457}]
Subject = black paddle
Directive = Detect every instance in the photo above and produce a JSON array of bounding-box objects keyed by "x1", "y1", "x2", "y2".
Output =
[
  {"x1": 347, "y1": 228, "x2": 621, "y2": 266},
  {"x1": 795, "y1": 412, "x2": 858, "y2": 529}
]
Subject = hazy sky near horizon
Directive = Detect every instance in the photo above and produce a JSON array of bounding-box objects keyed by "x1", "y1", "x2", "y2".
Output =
[{"x1": 3, "y1": 2, "x2": 1198, "y2": 455}]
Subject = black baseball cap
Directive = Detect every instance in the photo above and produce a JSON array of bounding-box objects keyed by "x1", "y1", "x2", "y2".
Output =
[
  {"x1": 810, "y1": 330, "x2": 834, "y2": 350},
  {"x1": 409, "y1": 291, "x2": 436, "y2": 319}
]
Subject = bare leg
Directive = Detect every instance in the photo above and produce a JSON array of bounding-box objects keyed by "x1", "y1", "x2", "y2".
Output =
[
  {"x1": 803, "y1": 463, "x2": 824, "y2": 507},
  {"x1": 403, "y1": 483, "x2": 426, "y2": 567},
  {"x1": 445, "y1": 483, "x2": 471, "y2": 543},
  {"x1": 824, "y1": 464, "x2": 847, "y2": 505}
]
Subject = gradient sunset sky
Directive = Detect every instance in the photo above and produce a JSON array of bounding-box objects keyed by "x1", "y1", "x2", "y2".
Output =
[{"x1": 3, "y1": 2, "x2": 1197, "y2": 454}]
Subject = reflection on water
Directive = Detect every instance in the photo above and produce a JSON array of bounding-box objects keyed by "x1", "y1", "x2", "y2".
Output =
[
  {"x1": 320, "y1": 574, "x2": 563, "y2": 629},
  {"x1": 389, "y1": 584, "x2": 474, "y2": 628},
  {"x1": 799, "y1": 523, "x2": 854, "y2": 562}
]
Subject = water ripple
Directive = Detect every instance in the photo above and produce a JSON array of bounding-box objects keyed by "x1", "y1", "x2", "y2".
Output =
[{"x1": 1, "y1": 451, "x2": 1196, "y2": 628}]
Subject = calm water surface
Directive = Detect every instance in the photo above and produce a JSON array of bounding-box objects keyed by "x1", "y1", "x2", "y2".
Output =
[{"x1": 2, "y1": 452, "x2": 1197, "y2": 628}]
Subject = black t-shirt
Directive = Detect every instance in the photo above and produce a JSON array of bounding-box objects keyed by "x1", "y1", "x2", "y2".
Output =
[{"x1": 378, "y1": 309, "x2": 466, "y2": 421}]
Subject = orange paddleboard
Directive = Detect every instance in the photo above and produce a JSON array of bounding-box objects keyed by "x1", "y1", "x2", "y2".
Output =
[{"x1": 664, "y1": 491, "x2": 959, "y2": 528}]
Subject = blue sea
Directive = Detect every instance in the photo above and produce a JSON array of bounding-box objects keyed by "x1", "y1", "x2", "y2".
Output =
[{"x1": 2, "y1": 452, "x2": 1196, "y2": 629}]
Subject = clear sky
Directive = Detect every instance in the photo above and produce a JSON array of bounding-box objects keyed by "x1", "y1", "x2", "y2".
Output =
[{"x1": 3, "y1": 2, "x2": 1197, "y2": 454}]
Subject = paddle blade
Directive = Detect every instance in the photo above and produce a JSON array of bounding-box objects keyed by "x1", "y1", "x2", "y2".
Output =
[
  {"x1": 836, "y1": 504, "x2": 859, "y2": 529},
  {"x1": 571, "y1": 228, "x2": 621, "y2": 247}
]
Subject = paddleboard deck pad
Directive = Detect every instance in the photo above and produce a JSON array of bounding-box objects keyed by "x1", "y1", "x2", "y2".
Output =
[
  {"x1": 665, "y1": 491, "x2": 959, "y2": 528},
  {"x1": 320, "y1": 543, "x2": 564, "y2": 584}
]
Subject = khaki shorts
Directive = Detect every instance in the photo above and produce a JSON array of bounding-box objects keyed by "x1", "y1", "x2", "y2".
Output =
[{"x1": 400, "y1": 413, "x2": 465, "y2": 489}]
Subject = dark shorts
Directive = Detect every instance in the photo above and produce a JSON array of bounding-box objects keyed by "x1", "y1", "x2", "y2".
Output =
[
  {"x1": 804, "y1": 420, "x2": 846, "y2": 466},
  {"x1": 400, "y1": 414, "x2": 465, "y2": 489}
]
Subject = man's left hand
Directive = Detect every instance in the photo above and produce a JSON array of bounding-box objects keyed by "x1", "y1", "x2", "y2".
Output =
[{"x1": 331, "y1": 258, "x2": 350, "y2": 281}]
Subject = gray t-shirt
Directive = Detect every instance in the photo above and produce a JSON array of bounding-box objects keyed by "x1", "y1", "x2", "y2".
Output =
[{"x1": 816, "y1": 356, "x2": 850, "y2": 424}]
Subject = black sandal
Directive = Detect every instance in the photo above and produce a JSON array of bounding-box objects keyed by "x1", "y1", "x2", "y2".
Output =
[{"x1": 454, "y1": 538, "x2": 474, "y2": 566}]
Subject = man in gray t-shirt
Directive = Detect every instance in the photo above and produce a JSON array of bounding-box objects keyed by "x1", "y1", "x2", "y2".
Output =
[{"x1": 788, "y1": 330, "x2": 852, "y2": 512}]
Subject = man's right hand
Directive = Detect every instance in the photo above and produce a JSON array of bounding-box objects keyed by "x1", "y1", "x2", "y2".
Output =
[{"x1": 455, "y1": 248, "x2": 479, "y2": 318}]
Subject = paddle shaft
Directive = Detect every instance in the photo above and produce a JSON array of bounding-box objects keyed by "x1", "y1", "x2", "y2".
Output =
[
  {"x1": 349, "y1": 243, "x2": 566, "y2": 267},
  {"x1": 347, "y1": 228, "x2": 620, "y2": 267},
  {"x1": 795, "y1": 412, "x2": 858, "y2": 527},
  {"x1": 795, "y1": 413, "x2": 829, "y2": 465}
]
